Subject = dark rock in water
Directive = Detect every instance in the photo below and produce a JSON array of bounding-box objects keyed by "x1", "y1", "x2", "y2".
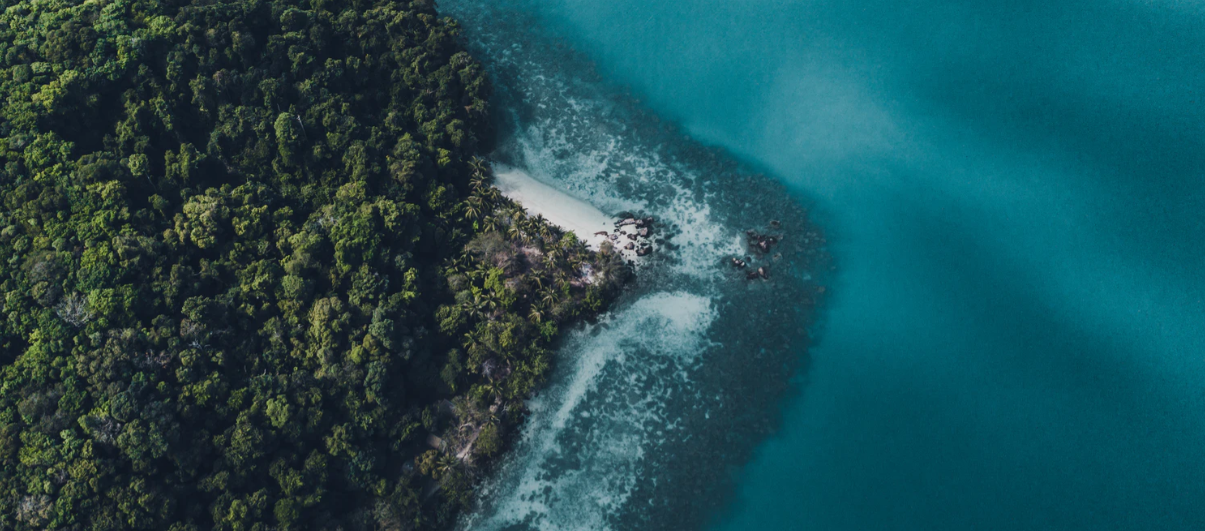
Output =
[
  {"x1": 627, "y1": 233, "x2": 638, "y2": 241},
  {"x1": 594, "y1": 231, "x2": 609, "y2": 237},
  {"x1": 769, "y1": 220, "x2": 781, "y2": 228},
  {"x1": 638, "y1": 227, "x2": 650, "y2": 237},
  {"x1": 758, "y1": 266, "x2": 769, "y2": 279},
  {"x1": 635, "y1": 218, "x2": 647, "y2": 228},
  {"x1": 746, "y1": 230, "x2": 758, "y2": 238},
  {"x1": 730, "y1": 257, "x2": 747, "y2": 268},
  {"x1": 609, "y1": 234, "x2": 619, "y2": 241},
  {"x1": 746, "y1": 270, "x2": 761, "y2": 280},
  {"x1": 625, "y1": 242, "x2": 636, "y2": 250},
  {"x1": 617, "y1": 218, "x2": 637, "y2": 227},
  {"x1": 617, "y1": 211, "x2": 633, "y2": 219},
  {"x1": 645, "y1": 216, "x2": 655, "y2": 224},
  {"x1": 636, "y1": 246, "x2": 653, "y2": 256},
  {"x1": 758, "y1": 240, "x2": 772, "y2": 253}
]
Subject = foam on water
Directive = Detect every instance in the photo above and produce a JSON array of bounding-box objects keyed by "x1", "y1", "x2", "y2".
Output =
[
  {"x1": 496, "y1": 0, "x2": 1205, "y2": 529},
  {"x1": 443, "y1": 1, "x2": 826, "y2": 528},
  {"x1": 516, "y1": 127, "x2": 741, "y2": 280},
  {"x1": 462, "y1": 292, "x2": 716, "y2": 530}
]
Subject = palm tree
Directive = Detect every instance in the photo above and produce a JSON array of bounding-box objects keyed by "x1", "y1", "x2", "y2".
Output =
[
  {"x1": 540, "y1": 287, "x2": 558, "y2": 307},
  {"x1": 437, "y1": 453, "x2": 461, "y2": 476},
  {"x1": 470, "y1": 175, "x2": 488, "y2": 192},
  {"x1": 545, "y1": 246, "x2": 563, "y2": 264},
  {"x1": 463, "y1": 200, "x2": 481, "y2": 221},
  {"x1": 450, "y1": 254, "x2": 471, "y2": 273},
  {"x1": 480, "y1": 292, "x2": 498, "y2": 311},
  {"x1": 468, "y1": 157, "x2": 489, "y2": 178},
  {"x1": 462, "y1": 295, "x2": 487, "y2": 321},
  {"x1": 481, "y1": 380, "x2": 504, "y2": 402},
  {"x1": 462, "y1": 332, "x2": 483, "y2": 355},
  {"x1": 528, "y1": 305, "x2": 544, "y2": 323}
]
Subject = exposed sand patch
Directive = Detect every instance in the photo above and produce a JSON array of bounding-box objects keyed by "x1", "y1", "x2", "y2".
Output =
[{"x1": 493, "y1": 165, "x2": 614, "y2": 250}]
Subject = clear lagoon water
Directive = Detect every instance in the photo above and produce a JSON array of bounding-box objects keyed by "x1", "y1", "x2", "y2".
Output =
[{"x1": 445, "y1": 0, "x2": 1205, "y2": 529}]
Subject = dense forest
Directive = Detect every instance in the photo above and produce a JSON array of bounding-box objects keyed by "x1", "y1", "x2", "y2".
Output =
[{"x1": 0, "y1": 0, "x2": 628, "y2": 528}]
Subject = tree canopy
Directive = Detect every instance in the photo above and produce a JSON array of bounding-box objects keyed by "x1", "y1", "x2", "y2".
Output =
[{"x1": 0, "y1": 0, "x2": 626, "y2": 528}]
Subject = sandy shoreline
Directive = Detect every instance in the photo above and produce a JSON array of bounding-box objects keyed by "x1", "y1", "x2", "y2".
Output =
[{"x1": 492, "y1": 165, "x2": 615, "y2": 250}]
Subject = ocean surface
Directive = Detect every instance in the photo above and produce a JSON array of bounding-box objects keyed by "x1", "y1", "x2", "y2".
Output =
[{"x1": 444, "y1": 0, "x2": 1205, "y2": 529}]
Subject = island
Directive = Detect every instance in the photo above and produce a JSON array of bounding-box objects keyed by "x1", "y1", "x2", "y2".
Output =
[{"x1": 0, "y1": 0, "x2": 627, "y2": 529}]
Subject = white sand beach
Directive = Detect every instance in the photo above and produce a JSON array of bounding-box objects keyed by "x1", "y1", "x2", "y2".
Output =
[{"x1": 493, "y1": 165, "x2": 615, "y2": 250}]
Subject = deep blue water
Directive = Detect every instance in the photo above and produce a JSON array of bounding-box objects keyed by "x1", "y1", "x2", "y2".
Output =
[{"x1": 447, "y1": 0, "x2": 1205, "y2": 529}]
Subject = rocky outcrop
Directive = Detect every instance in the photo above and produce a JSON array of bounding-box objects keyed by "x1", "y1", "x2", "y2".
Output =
[{"x1": 614, "y1": 214, "x2": 657, "y2": 259}]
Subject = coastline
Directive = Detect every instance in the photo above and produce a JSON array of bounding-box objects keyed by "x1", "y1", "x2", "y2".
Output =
[
  {"x1": 493, "y1": 165, "x2": 657, "y2": 259},
  {"x1": 492, "y1": 165, "x2": 614, "y2": 249},
  {"x1": 441, "y1": 2, "x2": 831, "y2": 527},
  {"x1": 0, "y1": 0, "x2": 645, "y2": 528}
]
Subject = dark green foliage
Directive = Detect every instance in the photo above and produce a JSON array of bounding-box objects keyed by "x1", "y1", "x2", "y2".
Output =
[{"x1": 0, "y1": 0, "x2": 625, "y2": 529}]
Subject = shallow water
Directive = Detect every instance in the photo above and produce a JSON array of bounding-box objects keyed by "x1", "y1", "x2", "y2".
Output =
[
  {"x1": 444, "y1": 3, "x2": 826, "y2": 529},
  {"x1": 448, "y1": 0, "x2": 1205, "y2": 529}
]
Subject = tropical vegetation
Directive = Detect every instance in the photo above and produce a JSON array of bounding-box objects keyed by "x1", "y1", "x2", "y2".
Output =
[{"x1": 0, "y1": 0, "x2": 627, "y2": 528}]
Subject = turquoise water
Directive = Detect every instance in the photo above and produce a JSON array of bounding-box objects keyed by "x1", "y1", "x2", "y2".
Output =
[{"x1": 448, "y1": 0, "x2": 1205, "y2": 529}]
